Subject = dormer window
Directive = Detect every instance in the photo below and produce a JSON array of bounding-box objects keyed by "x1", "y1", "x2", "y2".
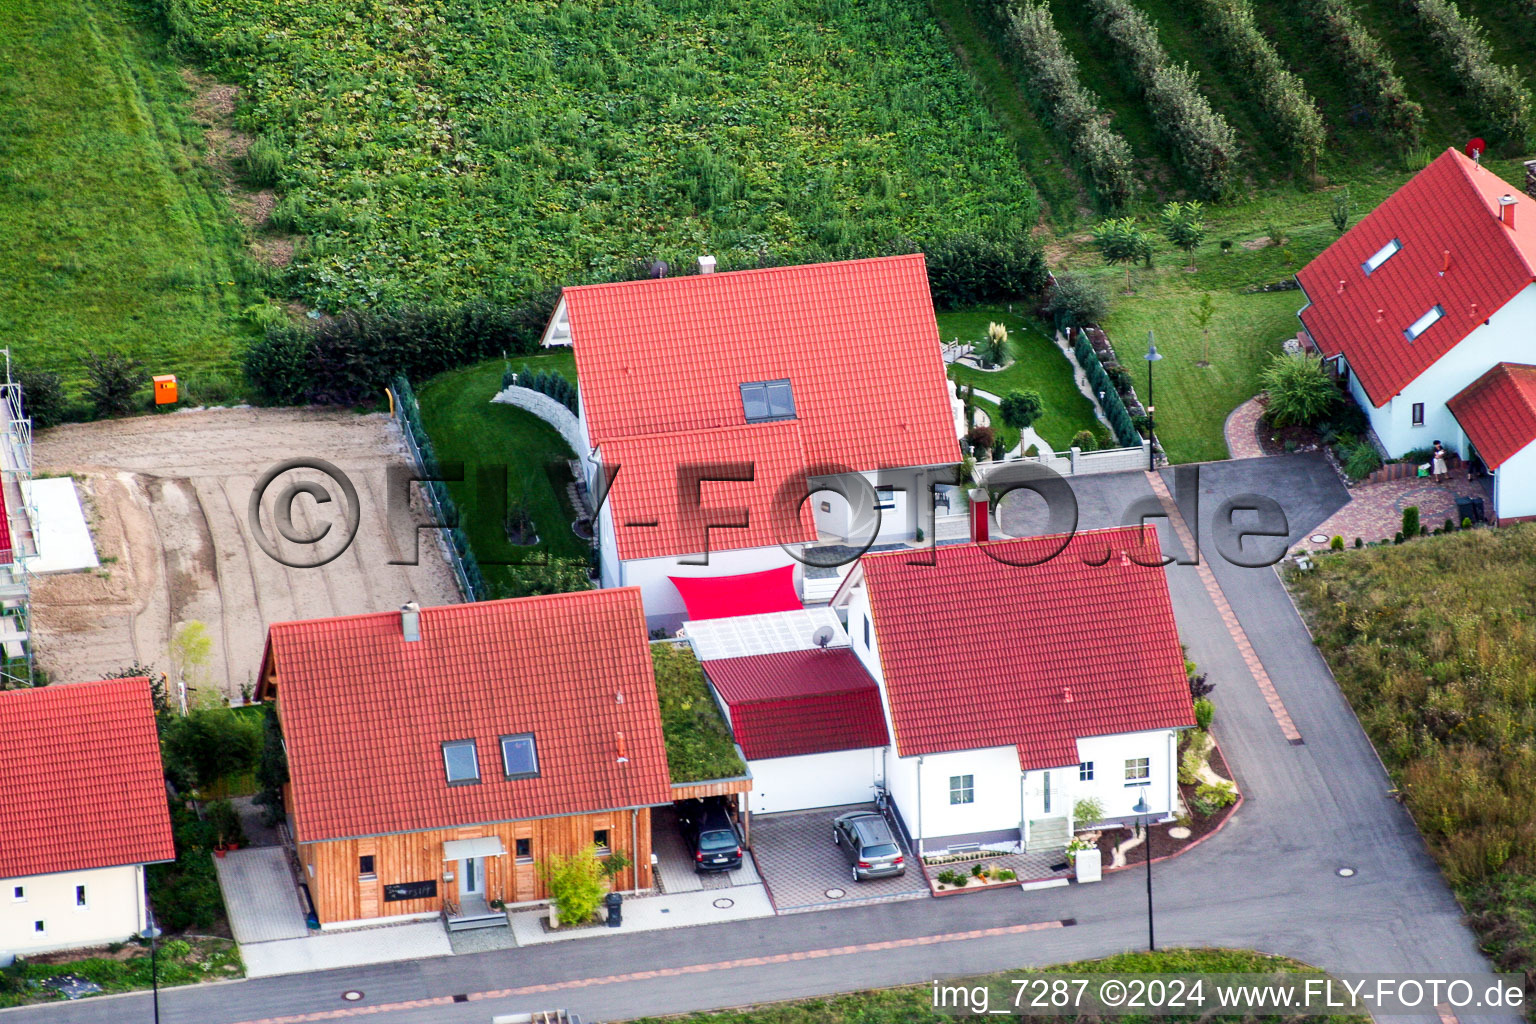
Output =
[
  {"x1": 500, "y1": 734, "x2": 539, "y2": 779},
  {"x1": 740, "y1": 379, "x2": 796, "y2": 422},
  {"x1": 1404, "y1": 305, "x2": 1444, "y2": 341},
  {"x1": 1361, "y1": 238, "x2": 1402, "y2": 276},
  {"x1": 442, "y1": 739, "x2": 480, "y2": 785}
]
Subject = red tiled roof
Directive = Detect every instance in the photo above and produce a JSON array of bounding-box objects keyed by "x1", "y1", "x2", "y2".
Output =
[
  {"x1": 264, "y1": 589, "x2": 674, "y2": 843},
  {"x1": 860, "y1": 526, "x2": 1194, "y2": 768},
  {"x1": 0, "y1": 679, "x2": 174, "y2": 878},
  {"x1": 603, "y1": 422, "x2": 817, "y2": 561},
  {"x1": 1448, "y1": 363, "x2": 1536, "y2": 468},
  {"x1": 703, "y1": 649, "x2": 889, "y2": 760},
  {"x1": 1297, "y1": 148, "x2": 1536, "y2": 406},
  {"x1": 566, "y1": 255, "x2": 959, "y2": 560}
]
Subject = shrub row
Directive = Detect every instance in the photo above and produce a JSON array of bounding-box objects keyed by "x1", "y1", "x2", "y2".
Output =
[
  {"x1": 1407, "y1": 0, "x2": 1532, "y2": 147},
  {"x1": 1299, "y1": 0, "x2": 1423, "y2": 143},
  {"x1": 1085, "y1": 0, "x2": 1239, "y2": 198},
  {"x1": 244, "y1": 236, "x2": 1048, "y2": 407},
  {"x1": 1190, "y1": 0, "x2": 1326, "y2": 167},
  {"x1": 998, "y1": 2, "x2": 1139, "y2": 209},
  {"x1": 1070, "y1": 330, "x2": 1141, "y2": 447},
  {"x1": 505, "y1": 366, "x2": 578, "y2": 414},
  {"x1": 392, "y1": 376, "x2": 488, "y2": 602}
]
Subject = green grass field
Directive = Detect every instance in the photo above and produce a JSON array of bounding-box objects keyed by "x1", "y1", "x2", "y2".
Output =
[
  {"x1": 940, "y1": 306, "x2": 1101, "y2": 451},
  {"x1": 415, "y1": 355, "x2": 586, "y2": 595},
  {"x1": 0, "y1": 0, "x2": 259, "y2": 390}
]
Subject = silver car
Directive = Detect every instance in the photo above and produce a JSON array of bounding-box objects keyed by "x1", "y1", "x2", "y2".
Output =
[{"x1": 832, "y1": 811, "x2": 906, "y2": 881}]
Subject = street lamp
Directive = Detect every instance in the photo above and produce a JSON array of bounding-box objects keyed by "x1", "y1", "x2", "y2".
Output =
[
  {"x1": 1133, "y1": 793, "x2": 1155, "y2": 952},
  {"x1": 141, "y1": 907, "x2": 161, "y2": 1024},
  {"x1": 1144, "y1": 332, "x2": 1163, "y2": 471}
]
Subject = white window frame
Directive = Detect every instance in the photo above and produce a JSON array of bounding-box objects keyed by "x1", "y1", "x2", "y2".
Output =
[
  {"x1": 1361, "y1": 238, "x2": 1402, "y2": 275},
  {"x1": 949, "y1": 774, "x2": 975, "y2": 805},
  {"x1": 32, "y1": 920, "x2": 45, "y2": 936},
  {"x1": 10, "y1": 885, "x2": 24, "y2": 903},
  {"x1": 1124, "y1": 757, "x2": 1150, "y2": 784},
  {"x1": 1412, "y1": 402, "x2": 1425, "y2": 427},
  {"x1": 1404, "y1": 305, "x2": 1444, "y2": 341},
  {"x1": 74, "y1": 884, "x2": 87, "y2": 910},
  {"x1": 1079, "y1": 761, "x2": 1094, "y2": 782}
]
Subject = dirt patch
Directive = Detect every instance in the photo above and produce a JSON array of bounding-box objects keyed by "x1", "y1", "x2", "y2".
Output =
[
  {"x1": 31, "y1": 408, "x2": 461, "y2": 698},
  {"x1": 250, "y1": 233, "x2": 296, "y2": 268},
  {"x1": 228, "y1": 188, "x2": 276, "y2": 230},
  {"x1": 1240, "y1": 236, "x2": 1273, "y2": 251},
  {"x1": 179, "y1": 68, "x2": 277, "y2": 235}
]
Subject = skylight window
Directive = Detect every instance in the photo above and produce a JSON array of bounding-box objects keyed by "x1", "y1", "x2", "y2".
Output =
[
  {"x1": 740, "y1": 379, "x2": 796, "y2": 422},
  {"x1": 500, "y1": 734, "x2": 539, "y2": 779},
  {"x1": 1361, "y1": 238, "x2": 1402, "y2": 276},
  {"x1": 1404, "y1": 305, "x2": 1444, "y2": 341},
  {"x1": 442, "y1": 739, "x2": 480, "y2": 785}
]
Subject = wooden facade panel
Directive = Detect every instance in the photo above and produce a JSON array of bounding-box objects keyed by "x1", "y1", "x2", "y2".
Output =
[
  {"x1": 671, "y1": 779, "x2": 752, "y2": 800},
  {"x1": 302, "y1": 807, "x2": 654, "y2": 924}
]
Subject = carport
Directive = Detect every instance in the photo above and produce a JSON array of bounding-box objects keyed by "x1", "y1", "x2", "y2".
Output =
[{"x1": 751, "y1": 803, "x2": 929, "y2": 914}]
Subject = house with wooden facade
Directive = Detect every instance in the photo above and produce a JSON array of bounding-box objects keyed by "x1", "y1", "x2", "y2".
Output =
[{"x1": 256, "y1": 588, "x2": 674, "y2": 929}]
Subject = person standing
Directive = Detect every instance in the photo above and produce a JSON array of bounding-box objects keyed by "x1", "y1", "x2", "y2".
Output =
[{"x1": 1432, "y1": 441, "x2": 1448, "y2": 483}]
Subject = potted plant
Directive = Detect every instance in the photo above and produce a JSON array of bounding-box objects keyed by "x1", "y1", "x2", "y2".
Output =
[{"x1": 213, "y1": 834, "x2": 227, "y2": 859}]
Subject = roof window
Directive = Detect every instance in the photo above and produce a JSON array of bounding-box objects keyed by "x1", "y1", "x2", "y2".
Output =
[
  {"x1": 1404, "y1": 305, "x2": 1444, "y2": 341},
  {"x1": 500, "y1": 734, "x2": 539, "y2": 779},
  {"x1": 1361, "y1": 239, "x2": 1402, "y2": 276},
  {"x1": 442, "y1": 739, "x2": 480, "y2": 785},
  {"x1": 740, "y1": 379, "x2": 796, "y2": 422}
]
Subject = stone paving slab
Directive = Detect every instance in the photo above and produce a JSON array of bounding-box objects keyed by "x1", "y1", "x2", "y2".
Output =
[
  {"x1": 652, "y1": 806, "x2": 760, "y2": 894},
  {"x1": 751, "y1": 804, "x2": 929, "y2": 914},
  {"x1": 508, "y1": 886, "x2": 774, "y2": 945},
  {"x1": 214, "y1": 847, "x2": 308, "y2": 944},
  {"x1": 1292, "y1": 474, "x2": 1493, "y2": 551},
  {"x1": 241, "y1": 921, "x2": 452, "y2": 978},
  {"x1": 1223, "y1": 397, "x2": 1266, "y2": 460}
]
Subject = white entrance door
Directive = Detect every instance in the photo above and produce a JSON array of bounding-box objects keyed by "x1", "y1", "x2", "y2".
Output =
[{"x1": 460, "y1": 857, "x2": 482, "y2": 896}]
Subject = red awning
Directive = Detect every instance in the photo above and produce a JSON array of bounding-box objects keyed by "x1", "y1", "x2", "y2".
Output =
[{"x1": 670, "y1": 566, "x2": 801, "y2": 621}]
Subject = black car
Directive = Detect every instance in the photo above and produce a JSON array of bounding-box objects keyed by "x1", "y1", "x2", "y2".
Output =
[{"x1": 678, "y1": 797, "x2": 742, "y2": 872}]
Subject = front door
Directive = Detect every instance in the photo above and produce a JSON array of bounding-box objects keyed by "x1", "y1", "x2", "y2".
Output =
[{"x1": 460, "y1": 856, "x2": 482, "y2": 896}]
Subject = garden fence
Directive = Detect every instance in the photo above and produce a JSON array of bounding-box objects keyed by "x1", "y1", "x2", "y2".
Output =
[{"x1": 390, "y1": 377, "x2": 486, "y2": 602}]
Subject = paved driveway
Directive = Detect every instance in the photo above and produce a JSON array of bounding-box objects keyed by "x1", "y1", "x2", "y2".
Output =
[
  {"x1": 214, "y1": 847, "x2": 308, "y2": 944},
  {"x1": 7, "y1": 456, "x2": 1513, "y2": 1024},
  {"x1": 752, "y1": 805, "x2": 929, "y2": 913}
]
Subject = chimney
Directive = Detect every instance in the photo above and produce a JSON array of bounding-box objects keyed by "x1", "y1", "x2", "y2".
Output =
[
  {"x1": 1336, "y1": 279, "x2": 1345, "y2": 295},
  {"x1": 1499, "y1": 195, "x2": 1518, "y2": 229},
  {"x1": 698, "y1": 254, "x2": 717, "y2": 274},
  {"x1": 1442, "y1": 250, "x2": 1451, "y2": 274},
  {"x1": 1063, "y1": 685, "x2": 1073, "y2": 704},
  {"x1": 968, "y1": 488, "x2": 989, "y2": 544},
  {"x1": 615, "y1": 729, "x2": 629, "y2": 763},
  {"x1": 1375, "y1": 309, "x2": 1385, "y2": 324},
  {"x1": 400, "y1": 601, "x2": 421, "y2": 642}
]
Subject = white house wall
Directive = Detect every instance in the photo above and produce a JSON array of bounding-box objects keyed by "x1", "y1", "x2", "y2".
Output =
[
  {"x1": 1491, "y1": 440, "x2": 1536, "y2": 520},
  {"x1": 1074, "y1": 729, "x2": 1180, "y2": 823},
  {"x1": 885, "y1": 746, "x2": 1025, "y2": 852},
  {"x1": 1353, "y1": 284, "x2": 1536, "y2": 458},
  {"x1": 0, "y1": 864, "x2": 146, "y2": 961},
  {"x1": 746, "y1": 748, "x2": 885, "y2": 814}
]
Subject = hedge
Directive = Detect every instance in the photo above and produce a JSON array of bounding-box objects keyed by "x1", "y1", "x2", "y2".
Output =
[
  {"x1": 1300, "y1": 0, "x2": 1423, "y2": 143},
  {"x1": 998, "y1": 1, "x2": 1139, "y2": 209},
  {"x1": 1069, "y1": 329, "x2": 1142, "y2": 447},
  {"x1": 506, "y1": 366, "x2": 578, "y2": 414},
  {"x1": 1085, "y1": 0, "x2": 1239, "y2": 198},
  {"x1": 392, "y1": 376, "x2": 487, "y2": 602},
  {"x1": 1190, "y1": 0, "x2": 1326, "y2": 167},
  {"x1": 1406, "y1": 0, "x2": 1532, "y2": 147},
  {"x1": 244, "y1": 236, "x2": 1048, "y2": 406}
]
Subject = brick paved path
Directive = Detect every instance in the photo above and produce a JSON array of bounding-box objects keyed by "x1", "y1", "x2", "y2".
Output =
[
  {"x1": 1294, "y1": 474, "x2": 1493, "y2": 550},
  {"x1": 1222, "y1": 397, "x2": 1266, "y2": 460}
]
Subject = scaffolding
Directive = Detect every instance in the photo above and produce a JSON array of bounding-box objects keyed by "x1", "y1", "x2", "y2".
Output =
[{"x1": 0, "y1": 352, "x2": 35, "y2": 688}]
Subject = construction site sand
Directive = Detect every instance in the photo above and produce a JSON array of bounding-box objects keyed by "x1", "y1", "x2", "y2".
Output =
[{"x1": 31, "y1": 407, "x2": 460, "y2": 698}]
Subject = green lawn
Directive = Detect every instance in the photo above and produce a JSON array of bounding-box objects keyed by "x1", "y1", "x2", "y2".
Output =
[
  {"x1": 416, "y1": 355, "x2": 586, "y2": 596},
  {"x1": 0, "y1": 0, "x2": 259, "y2": 392},
  {"x1": 631, "y1": 948, "x2": 1366, "y2": 1023},
  {"x1": 940, "y1": 306, "x2": 1100, "y2": 451},
  {"x1": 1289, "y1": 526, "x2": 1536, "y2": 988}
]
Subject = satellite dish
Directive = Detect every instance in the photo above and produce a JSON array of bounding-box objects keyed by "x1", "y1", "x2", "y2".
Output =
[
  {"x1": 811, "y1": 625, "x2": 836, "y2": 649},
  {"x1": 1465, "y1": 138, "x2": 1487, "y2": 161}
]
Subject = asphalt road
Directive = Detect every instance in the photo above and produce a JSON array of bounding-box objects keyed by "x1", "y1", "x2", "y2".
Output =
[{"x1": 7, "y1": 456, "x2": 1512, "y2": 1024}]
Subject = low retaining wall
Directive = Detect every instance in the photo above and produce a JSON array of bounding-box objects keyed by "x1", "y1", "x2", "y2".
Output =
[
  {"x1": 979, "y1": 440, "x2": 1150, "y2": 480},
  {"x1": 491, "y1": 385, "x2": 587, "y2": 457}
]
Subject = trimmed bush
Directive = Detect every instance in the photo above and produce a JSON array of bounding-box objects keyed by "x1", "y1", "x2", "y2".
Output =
[
  {"x1": 1044, "y1": 274, "x2": 1109, "y2": 328},
  {"x1": 1261, "y1": 353, "x2": 1338, "y2": 427},
  {"x1": 1194, "y1": 697, "x2": 1215, "y2": 731},
  {"x1": 1070, "y1": 332, "x2": 1140, "y2": 446},
  {"x1": 1402, "y1": 505, "x2": 1420, "y2": 539},
  {"x1": 999, "y1": 1, "x2": 1139, "y2": 209},
  {"x1": 1406, "y1": 0, "x2": 1531, "y2": 147},
  {"x1": 1300, "y1": 0, "x2": 1423, "y2": 143},
  {"x1": 1071, "y1": 429, "x2": 1098, "y2": 452},
  {"x1": 1190, "y1": 0, "x2": 1325, "y2": 167},
  {"x1": 1330, "y1": 535, "x2": 1345, "y2": 551},
  {"x1": 999, "y1": 389, "x2": 1044, "y2": 430},
  {"x1": 1086, "y1": 0, "x2": 1238, "y2": 197}
]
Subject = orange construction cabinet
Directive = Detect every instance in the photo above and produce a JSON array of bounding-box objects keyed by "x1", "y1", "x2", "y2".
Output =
[{"x1": 153, "y1": 375, "x2": 178, "y2": 405}]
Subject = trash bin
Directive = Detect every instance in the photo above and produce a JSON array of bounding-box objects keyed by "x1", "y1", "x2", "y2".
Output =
[
  {"x1": 1471, "y1": 496, "x2": 1486, "y2": 524},
  {"x1": 1455, "y1": 496, "x2": 1475, "y2": 526},
  {"x1": 605, "y1": 891, "x2": 623, "y2": 928}
]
